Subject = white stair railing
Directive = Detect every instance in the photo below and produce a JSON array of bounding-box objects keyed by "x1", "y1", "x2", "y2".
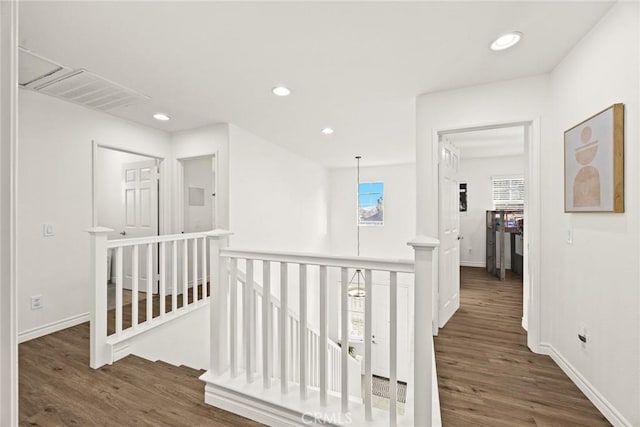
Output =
[
  {"x1": 87, "y1": 228, "x2": 231, "y2": 369},
  {"x1": 204, "y1": 235, "x2": 439, "y2": 427},
  {"x1": 235, "y1": 268, "x2": 360, "y2": 397}
]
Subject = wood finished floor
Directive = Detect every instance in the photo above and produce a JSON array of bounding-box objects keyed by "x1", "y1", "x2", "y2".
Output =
[
  {"x1": 434, "y1": 267, "x2": 610, "y2": 427},
  {"x1": 19, "y1": 285, "x2": 261, "y2": 427}
]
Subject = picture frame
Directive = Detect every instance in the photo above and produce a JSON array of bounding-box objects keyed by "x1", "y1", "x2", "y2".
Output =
[{"x1": 564, "y1": 103, "x2": 624, "y2": 213}]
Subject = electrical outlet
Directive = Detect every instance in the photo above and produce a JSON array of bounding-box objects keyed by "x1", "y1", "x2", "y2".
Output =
[{"x1": 31, "y1": 295, "x2": 43, "y2": 310}]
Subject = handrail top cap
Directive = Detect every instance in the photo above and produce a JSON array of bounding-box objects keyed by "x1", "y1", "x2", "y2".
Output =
[
  {"x1": 86, "y1": 226, "x2": 114, "y2": 234},
  {"x1": 205, "y1": 229, "x2": 234, "y2": 238},
  {"x1": 407, "y1": 235, "x2": 440, "y2": 248}
]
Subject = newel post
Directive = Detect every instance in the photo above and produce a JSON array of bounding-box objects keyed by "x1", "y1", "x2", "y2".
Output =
[
  {"x1": 87, "y1": 227, "x2": 113, "y2": 369},
  {"x1": 407, "y1": 236, "x2": 439, "y2": 426},
  {"x1": 207, "y1": 229, "x2": 233, "y2": 375}
]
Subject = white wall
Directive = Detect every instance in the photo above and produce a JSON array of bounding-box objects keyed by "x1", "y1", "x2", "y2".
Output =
[
  {"x1": 228, "y1": 124, "x2": 328, "y2": 253},
  {"x1": 328, "y1": 163, "x2": 416, "y2": 259},
  {"x1": 416, "y1": 3, "x2": 639, "y2": 424},
  {"x1": 459, "y1": 155, "x2": 525, "y2": 268},
  {"x1": 18, "y1": 89, "x2": 171, "y2": 338},
  {"x1": 545, "y1": 3, "x2": 639, "y2": 425},
  {"x1": 228, "y1": 124, "x2": 329, "y2": 327}
]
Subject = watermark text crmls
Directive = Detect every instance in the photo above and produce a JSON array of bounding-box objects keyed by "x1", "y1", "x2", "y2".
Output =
[{"x1": 301, "y1": 411, "x2": 353, "y2": 425}]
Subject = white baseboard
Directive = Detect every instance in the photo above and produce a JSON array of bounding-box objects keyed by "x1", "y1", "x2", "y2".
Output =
[
  {"x1": 460, "y1": 260, "x2": 485, "y2": 268},
  {"x1": 18, "y1": 312, "x2": 89, "y2": 344},
  {"x1": 521, "y1": 316, "x2": 528, "y2": 331},
  {"x1": 539, "y1": 342, "x2": 631, "y2": 427}
]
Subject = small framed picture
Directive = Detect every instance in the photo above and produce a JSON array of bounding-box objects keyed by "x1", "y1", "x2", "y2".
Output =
[{"x1": 564, "y1": 103, "x2": 624, "y2": 213}]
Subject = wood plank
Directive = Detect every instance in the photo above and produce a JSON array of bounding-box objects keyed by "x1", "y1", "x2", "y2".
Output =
[{"x1": 434, "y1": 267, "x2": 610, "y2": 427}]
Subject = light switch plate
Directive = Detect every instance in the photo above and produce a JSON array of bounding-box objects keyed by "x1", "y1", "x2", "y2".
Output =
[
  {"x1": 43, "y1": 223, "x2": 54, "y2": 237},
  {"x1": 566, "y1": 228, "x2": 573, "y2": 244}
]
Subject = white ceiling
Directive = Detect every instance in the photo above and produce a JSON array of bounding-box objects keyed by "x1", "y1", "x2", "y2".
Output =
[
  {"x1": 19, "y1": 1, "x2": 613, "y2": 167},
  {"x1": 447, "y1": 126, "x2": 525, "y2": 159}
]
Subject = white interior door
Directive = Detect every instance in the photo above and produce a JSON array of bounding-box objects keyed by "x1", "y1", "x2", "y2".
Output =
[
  {"x1": 438, "y1": 137, "x2": 461, "y2": 328},
  {"x1": 180, "y1": 156, "x2": 215, "y2": 288},
  {"x1": 371, "y1": 283, "x2": 410, "y2": 382},
  {"x1": 121, "y1": 160, "x2": 159, "y2": 291}
]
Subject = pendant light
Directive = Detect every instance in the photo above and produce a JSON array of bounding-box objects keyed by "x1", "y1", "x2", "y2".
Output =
[{"x1": 348, "y1": 155, "x2": 366, "y2": 298}]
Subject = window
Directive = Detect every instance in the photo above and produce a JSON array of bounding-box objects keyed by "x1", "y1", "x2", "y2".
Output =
[
  {"x1": 492, "y1": 175, "x2": 524, "y2": 210},
  {"x1": 358, "y1": 182, "x2": 384, "y2": 225}
]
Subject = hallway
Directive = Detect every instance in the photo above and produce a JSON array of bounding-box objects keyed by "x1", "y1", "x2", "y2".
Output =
[{"x1": 434, "y1": 267, "x2": 610, "y2": 426}]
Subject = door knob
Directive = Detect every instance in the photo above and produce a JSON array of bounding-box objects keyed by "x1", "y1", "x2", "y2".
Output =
[{"x1": 120, "y1": 231, "x2": 126, "y2": 236}]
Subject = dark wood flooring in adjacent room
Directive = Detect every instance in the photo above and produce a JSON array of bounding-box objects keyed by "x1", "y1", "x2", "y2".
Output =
[
  {"x1": 434, "y1": 267, "x2": 610, "y2": 427},
  {"x1": 19, "y1": 300, "x2": 260, "y2": 426}
]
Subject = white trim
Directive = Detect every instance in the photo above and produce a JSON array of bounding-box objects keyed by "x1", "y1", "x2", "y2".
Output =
[
  {"x1": 460, "y1": 260, "x2": 485, "y2": 268},
  {"x1": 521, "y1": 316, "x2": 528, "y2": 331},
  {"x1": 18, "y1": 312, "x2": 90, "y2": 344},
  {"x1": 0, "y1": 1, "x2": 19, "y2": 424},
  {"x1": 539, "y1": 343, "x2": 631, "y2": 427}
]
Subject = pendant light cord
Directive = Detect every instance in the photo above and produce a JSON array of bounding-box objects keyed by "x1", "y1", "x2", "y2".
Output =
[{"x1": 356, "y1": 155, "x2": 361, "y2": 258}]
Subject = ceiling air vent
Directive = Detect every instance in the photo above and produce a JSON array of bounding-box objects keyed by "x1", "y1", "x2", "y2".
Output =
[
  {"x1": 35, "y1": 69, "x2": 150, "y2": 112},
  {"x1": 19, "y1": 47, "x2": 72, "y2": 88}
]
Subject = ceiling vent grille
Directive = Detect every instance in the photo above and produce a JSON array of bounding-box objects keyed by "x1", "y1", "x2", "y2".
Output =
[
  {"x1": 36, "y1": 69, "x2": 150, "y2": 112},
  {"x1": 19, "y1": 47, "x2": 149, "y2": 112},
  {"x1": 19, "y1": 47, "x2": 72, "y2": 88}
]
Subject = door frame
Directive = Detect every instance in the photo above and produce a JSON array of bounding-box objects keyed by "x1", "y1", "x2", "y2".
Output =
[
  {"x1": 1, "y1": 0, "x2": 19, "y2": 424},
  {"x1": 176, "y1": 153, "x2": 218, "y2": 234},
  {"x1": 433, "y1": 118, "x2": 542, "y2": 353},
  {"x1": 91, "y1": 141, "x2": 167, "y2": 236}
]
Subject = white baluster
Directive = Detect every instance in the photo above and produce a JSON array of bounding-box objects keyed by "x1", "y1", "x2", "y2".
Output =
[
  {"x1": 299, "y1": 263, "x2": 307, "y2": 399},
  {"x1": 364, "y1": 269, "x2": 373, "y2": 420},
  {"x1": 201, "y1": 237, "x2": 207, "y2": 299},
  {"x1": 230, "y1": 258, "x2": 238, "y2": 377},
  {"x1": 340, "y1": 267, "x2": 348, "y2": 413},
  {"x1": 159, "y1": 241, "x2": 166, "y2": 318},
  {"x1": 262, "y1": 261, "x2": 272, "y2": 388},
  {"x1": 389, "y1": 271, "x2": 398, "y2": 426},
  {"x1": 115, "y1": 247, "x2": 123, "y2": 335},
  {"x1": 192, "y1": 238, "x2": 198, "y2": 303},
  {"x1": 172, "y1": 241, "x2": 177, "y2": 312},
  {"x1": 131, "y1": 245, "x2": 139, "y2": 329},
  {"x1": 245, "y1": 259, "x2": 254, "y2": 383},
  {"x1": 280, "y1": 262, "x2": 288, "y2": 393},
  {"x1": 146, "y1": 243, "x2": 153, "y2": 322},
  {"x1": 319, "y1": 265, "x2": 328, "y2": 406},
  {"x1": 131, "y1": 245, "x2": 140, "y2": 329},
  {"x1": 183, "y1": 239, "x2": 188, "y2": 308}
]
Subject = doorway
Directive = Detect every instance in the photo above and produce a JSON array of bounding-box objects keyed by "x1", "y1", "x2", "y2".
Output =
[
  {"x1": 435, "y1": 121, "x2": 540, "y2": 351},
  {"x1": 93, "y1": 145, "x2": 164, "y2": 301}
]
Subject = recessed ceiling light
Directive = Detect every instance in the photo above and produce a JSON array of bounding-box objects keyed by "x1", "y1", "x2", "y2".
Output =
[
  {"x1": 490, "y1": 31, "x2": 523, "y2": 51},
  {"x1": 272, "y1": 86, "x2": 291, "y2": 97},
  {"x1": 153, "y1": 113, "x2": 170, "y2": 121},
  {"x1": 321, "y1": 127, "x2": 334, "y2": 135}
]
